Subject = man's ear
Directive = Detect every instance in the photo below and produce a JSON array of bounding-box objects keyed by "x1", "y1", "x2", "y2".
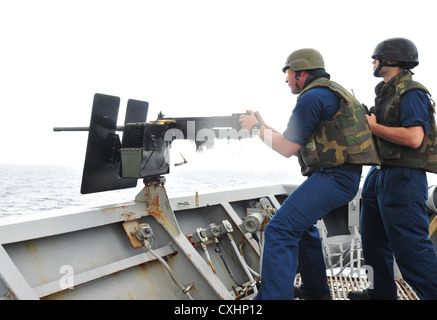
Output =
[{"x1": 296, "y1": 70, "x2": 307, "y2": 77}]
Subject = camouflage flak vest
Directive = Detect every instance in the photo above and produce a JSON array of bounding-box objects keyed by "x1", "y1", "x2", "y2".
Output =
[
  {"x1": 297, "y1": 78, "x2": 380, "y2": 176},
  {"x1": 373, "y1": 71, "x2": 437, "y2": 173}
]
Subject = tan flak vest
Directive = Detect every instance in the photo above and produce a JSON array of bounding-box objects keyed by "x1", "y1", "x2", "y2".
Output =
[
  {"x1": 297, "y1": 78, "x2": 380, "y2": 176},
  {"x1": 373, "y1": 71, "x2": 437, "y2": 173}
]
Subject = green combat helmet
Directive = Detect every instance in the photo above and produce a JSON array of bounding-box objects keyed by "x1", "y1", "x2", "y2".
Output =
[{"x1": 282, "y1": 48, "x2": 325, "y2": 73}]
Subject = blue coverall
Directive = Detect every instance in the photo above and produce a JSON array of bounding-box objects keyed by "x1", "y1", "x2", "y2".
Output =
[
  {"x1": 361, "y1": 90, "x2": 437, "y2": 300},
  {"x1": 255, "y1": 87, "x2": 362, "y2": 300}
]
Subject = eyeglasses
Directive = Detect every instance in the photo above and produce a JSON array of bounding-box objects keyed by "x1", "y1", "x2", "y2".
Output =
[{"x1": 286, "y1": 68, "x2": 292, "y2": 76}]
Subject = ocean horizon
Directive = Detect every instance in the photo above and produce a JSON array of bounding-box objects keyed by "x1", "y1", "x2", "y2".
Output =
[
  {"x1": 3, "y1": 163, "x2": 437, "y2": 218},
  {"x1": 0, "y1": 164, "x2": 302, "y2": 217}
]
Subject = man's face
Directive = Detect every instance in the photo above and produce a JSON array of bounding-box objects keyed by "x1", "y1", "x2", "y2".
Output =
[
  {"x1": 373, "y1": 58, "x2": 397, "y2": 78},
  {"x1": 372, "y1": 59, "x2": 380, "y2": 74},
  {"x1": 285, "y1": 68, "x2": 306, "y2": 94}
]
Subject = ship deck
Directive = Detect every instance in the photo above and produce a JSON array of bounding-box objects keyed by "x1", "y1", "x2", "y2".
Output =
[{"x1": 294, "y1": 274, "x2": 419, "y2": 300}]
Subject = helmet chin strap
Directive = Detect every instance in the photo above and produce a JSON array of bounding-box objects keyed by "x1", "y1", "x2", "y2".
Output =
[
  {"x1": 294, "y1": 72, "x2": 302, "y2": 92},
  {"x1": 294, "y1": 79, "x2": 302, "y2": 92},
  {"x1": 373, "y1": 59, "x2": 403, "y2": 77}
]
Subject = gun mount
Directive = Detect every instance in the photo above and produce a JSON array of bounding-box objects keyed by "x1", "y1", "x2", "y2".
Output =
[{"x1": 54, "y1": 93, "x2": 251, "y2": 194}]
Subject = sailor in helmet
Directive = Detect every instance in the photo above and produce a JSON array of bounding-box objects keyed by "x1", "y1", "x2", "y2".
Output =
[
  {"x1": 349, "y1": 38, "x2": 437, "y2": 300},
  {"x1": 240, "y1": 49, "x2": 379, "y2": 299}
]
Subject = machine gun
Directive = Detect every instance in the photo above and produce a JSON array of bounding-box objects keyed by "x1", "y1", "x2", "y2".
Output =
[{"x1": 54, "y1": 93, "x2": 251, "y2": 194}]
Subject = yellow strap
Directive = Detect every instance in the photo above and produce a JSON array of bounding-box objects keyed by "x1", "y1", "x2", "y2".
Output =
[{"x1": 429, "y1": 216, "x2": 437, "y2": 238}]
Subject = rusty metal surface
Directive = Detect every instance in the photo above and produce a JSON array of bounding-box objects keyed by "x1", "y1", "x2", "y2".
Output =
[
  {"x1": 122, "y1": 220, "x2": 143, "y2": 248},
  {"x1": 0, "y1": 181, "x2": 430, "y2": 300}
]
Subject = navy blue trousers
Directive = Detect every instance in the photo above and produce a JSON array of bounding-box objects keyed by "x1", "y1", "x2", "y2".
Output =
[
  {"x1": 256, "y1": 167, "x2": 361, "y2": 300},
  {"x1": 361, "y1": 166, "x2": 437, "y2": 299}
]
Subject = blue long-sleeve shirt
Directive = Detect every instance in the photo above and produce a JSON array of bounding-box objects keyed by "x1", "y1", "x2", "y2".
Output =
[
  {"x1": 400, "y1": 90, "x2": 430, "y2": 133},
  {"x1": 283, "y1": 87, "x2": 340, "y2": 145}
]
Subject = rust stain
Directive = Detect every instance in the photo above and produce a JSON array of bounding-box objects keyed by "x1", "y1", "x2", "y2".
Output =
[
  {"x1": 122, "y1": 214, "x2": 137, "y2": 221},
  {"x1": 137, "y1": 258, "x2": 184, "y2": 299},
  {"x1": 122, "y1": 220, "x2": 144, "y2": 248},
  {"x1": 24, "y1": 240, "x2": 47, "y2": 284},
  {"x1": 138, "y1": 263, "x2": 159, "y2": 296},
  {"x1": 100, "y1": 205, "x2": 139, "y2": 221},
  {"x1": 146, "y1": 191, "x2": 164, "y2": 220},
  {"x1": 25, "y1": 241, "x2": 38, "y2": 253},
  {"x1": 146, "y1": 191, "x2": 178, "y2": 236},
  {"x1": 101, "y1": 205, "x2": 129, "y2": 213}
]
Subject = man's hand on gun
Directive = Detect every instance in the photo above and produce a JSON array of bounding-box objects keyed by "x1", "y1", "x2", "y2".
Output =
[{"x1": 239, "y1": 110, "x2": 262, "y2": 131}]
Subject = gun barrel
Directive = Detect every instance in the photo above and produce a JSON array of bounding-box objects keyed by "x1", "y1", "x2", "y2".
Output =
[
  {"x1": 53, "y1": 114, "x2": 245, "y2": 132},
  {"x1": 53, "y1": 126, "x2": 125, "y2": 132}
]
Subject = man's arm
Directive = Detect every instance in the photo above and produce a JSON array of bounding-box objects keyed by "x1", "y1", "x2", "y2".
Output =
[
  {"x1": 366, "y1": 114, "x2": 424, "y2": 148},
  {"x1": 239, "y1": 110, "x2": 301, "y2": 157}
]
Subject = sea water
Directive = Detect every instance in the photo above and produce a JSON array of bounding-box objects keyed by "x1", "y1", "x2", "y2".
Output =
[{"x1": 0, "y1": 164, "x2": 302, "y2": 217}]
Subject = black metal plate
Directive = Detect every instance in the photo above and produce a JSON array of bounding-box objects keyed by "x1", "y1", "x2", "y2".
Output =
[
  {"x1": 81, "y1": 93, "x2": 137, "y2": 194},
  {"x1": 124, "y1": 99, "x2": 149, "y2": 124}
]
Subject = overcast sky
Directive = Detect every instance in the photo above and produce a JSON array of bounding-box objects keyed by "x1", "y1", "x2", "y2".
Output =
[{"x1": 1, "y1": 0, "x2": 436, "y2": 180}]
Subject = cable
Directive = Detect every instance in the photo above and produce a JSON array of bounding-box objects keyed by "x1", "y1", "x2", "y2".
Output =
[
  {"x1": 228, "y1": 234, "x2": 258, "y2": 293},
  {"x1": 145, "y1": 241, "x2": 194, "y2": 300},
  {"x1": 214, "y1": 240, "x2": 244, "y2": 288}
]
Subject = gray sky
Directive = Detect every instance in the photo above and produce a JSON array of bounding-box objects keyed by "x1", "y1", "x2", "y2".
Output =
[{"x1": 1, "y1": 0, "x2": 436, "y2": 179}]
